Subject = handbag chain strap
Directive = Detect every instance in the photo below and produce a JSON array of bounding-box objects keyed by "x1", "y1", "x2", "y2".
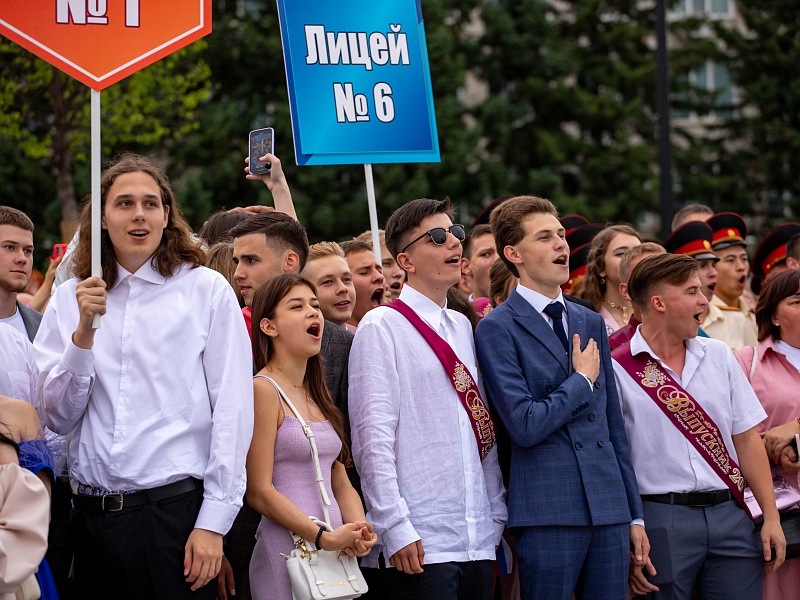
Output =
[{"x1": 261, "y1": 376, "x2": 332, "y2": 527}]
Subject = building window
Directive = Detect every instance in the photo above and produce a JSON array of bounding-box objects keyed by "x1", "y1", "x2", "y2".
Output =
[
  {"x1": 672, "y1": 0, "x2": 731, "y2": 16},
  {"x1": 673, "y1": 60, "x2": 733, "y2": 118}
]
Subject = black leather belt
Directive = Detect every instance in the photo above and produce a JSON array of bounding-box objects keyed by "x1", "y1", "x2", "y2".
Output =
[
  {"x1": 72, "y1": 478, "x2": 198, "y2": 512},
  {"x1": 642, "y1": 490, "x2": 732, "y2": 507}
]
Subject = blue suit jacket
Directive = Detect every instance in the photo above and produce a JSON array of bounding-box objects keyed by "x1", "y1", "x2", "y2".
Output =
[{"x1": 475, "y1": 290, "x2": 643, "y2": 528}]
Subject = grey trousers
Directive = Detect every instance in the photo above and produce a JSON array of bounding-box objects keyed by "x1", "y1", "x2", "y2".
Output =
[{"x1": 641, "y1": 499, "x2": 763, "y2": 600}]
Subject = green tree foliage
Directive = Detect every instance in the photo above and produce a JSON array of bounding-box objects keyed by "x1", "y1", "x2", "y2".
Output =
[
  {"x1": 475, "y1": 0, "x2": 660, "y2": 224},
  {"x1": 710, "y1": 0, "x2": 800, "y2": 226},
  {"x1": 2, "y1": 0, "x2": 798, "y2": 251},
  {"x1": 0, "y1": 39, "x2": 212, "y2": 257}
]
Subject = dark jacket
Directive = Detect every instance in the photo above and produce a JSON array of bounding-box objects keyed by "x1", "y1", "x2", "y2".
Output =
[{"x1": 17, "y1": 301, "x2": 42, "y2": 342}]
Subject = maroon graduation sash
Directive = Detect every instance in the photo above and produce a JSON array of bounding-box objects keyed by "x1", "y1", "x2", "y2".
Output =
[
  {"x1": 613, "y1": 344, "x2": 748, "y2": 513},
  {"x1": 387, "y1": 299, "x2": 496, "y2": 461}
]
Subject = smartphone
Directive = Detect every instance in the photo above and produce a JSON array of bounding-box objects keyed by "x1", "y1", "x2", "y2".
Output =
[
  {"x1": 52, "y1": 243, "x2": 68, "y2": 260},
  {"x1": 249, "y1": 128, "x2": 274, "y2": 175},
  {"x1": 795, "y1": 434, "x2": 800, "y2": 462}
]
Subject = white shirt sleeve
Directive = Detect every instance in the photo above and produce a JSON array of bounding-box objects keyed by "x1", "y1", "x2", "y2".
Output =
[
  {"x1": 34, "y1": 282, "x2": 96, "y2": 435},
  {"x1": 194, "y1": 281, "x2": 255, "y2": 534},
  {"x1": 348, "y1": 319, "x2": 420, "y2": 558}
]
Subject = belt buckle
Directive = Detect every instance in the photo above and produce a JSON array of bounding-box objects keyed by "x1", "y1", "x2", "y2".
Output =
[{"x1": 101, "y1": 492, "x2": 124, "y2": 512}]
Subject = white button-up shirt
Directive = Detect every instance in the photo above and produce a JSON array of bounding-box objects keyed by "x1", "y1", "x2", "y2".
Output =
[
  {"x1": 0, "y1": 323, "x2": 36, "y2": 404},
  {"x1": 348, "y1": 284, "x2": 506, "y2": 567},
  {"x1": 613, "y1": 328, "x2": 766, "y2": 495},
  {"x1": 34, "y1": 262, "x2": 254, "y2": 535}
]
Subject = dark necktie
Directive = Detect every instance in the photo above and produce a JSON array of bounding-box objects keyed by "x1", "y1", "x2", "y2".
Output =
[{"x1": 543, "y1": 302, "x2": 569, "y2": 354}]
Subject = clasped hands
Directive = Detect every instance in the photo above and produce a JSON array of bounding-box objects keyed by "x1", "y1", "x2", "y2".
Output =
[{"x1": 320, "y1": 521, "x2": 378, "y2": 558}]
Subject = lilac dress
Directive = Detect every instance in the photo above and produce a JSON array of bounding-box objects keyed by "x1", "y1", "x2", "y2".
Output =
[{"x1": 249, "y1": 376, "x2": 344, "y2": 600}]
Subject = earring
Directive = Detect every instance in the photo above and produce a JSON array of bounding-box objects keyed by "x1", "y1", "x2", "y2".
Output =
[
  {"x1": 773, "y1": 322, "x2": 780, "y2": 327},
  {"x1": 600, "y1": 277, "x2": 605, "y2": 285}
]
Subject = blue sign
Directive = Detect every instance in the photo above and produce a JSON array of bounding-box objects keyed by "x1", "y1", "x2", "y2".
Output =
[{"x1": 276, "y1": 0, "x2": 440, "y2": 166}]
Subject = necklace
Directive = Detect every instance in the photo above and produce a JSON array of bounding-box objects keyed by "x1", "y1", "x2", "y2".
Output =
[
  {"x1": 269, "y1": 366, "x2": 304, "y2": 388},
  {"x1": 603, "y1": 298, "x2": 631, "y2": 323}
]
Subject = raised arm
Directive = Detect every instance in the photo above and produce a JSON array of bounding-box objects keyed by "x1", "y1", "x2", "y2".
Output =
[{"x1": 243, "y1": 153, "x2": 297, "y2": 220}]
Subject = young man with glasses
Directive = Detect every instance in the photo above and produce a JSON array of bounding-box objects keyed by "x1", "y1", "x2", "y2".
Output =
[{"x1": 348, "y1": 198, "x2": 507, "y2": 600}]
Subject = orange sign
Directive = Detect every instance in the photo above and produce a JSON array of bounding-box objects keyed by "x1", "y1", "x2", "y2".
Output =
[{"x1": 0, "y1": 0, "x2": 211, "y2": 90}]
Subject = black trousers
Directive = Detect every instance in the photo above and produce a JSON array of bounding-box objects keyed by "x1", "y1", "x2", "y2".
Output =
[
  {"x1": 70, "y1": 484, "x2": 216, "y2": 600},
  {"x1": 47, "y1": 477, "x2": 77, "y2": 600},
  {"x1": 363, "y1": 559, "x2": 495, "y2": 600}
]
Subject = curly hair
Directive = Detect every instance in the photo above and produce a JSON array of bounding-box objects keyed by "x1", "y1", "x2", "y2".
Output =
[{"x1": 573, "y1": 225, "x2": 641, "y2": 311}]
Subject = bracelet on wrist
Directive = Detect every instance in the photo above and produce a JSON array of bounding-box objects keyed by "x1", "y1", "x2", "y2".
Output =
[{"x1": 315, "y1": 526, "x2": 326, "y2": 550}]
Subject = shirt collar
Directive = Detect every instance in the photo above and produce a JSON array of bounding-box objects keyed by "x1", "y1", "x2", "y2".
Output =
[
  {"x1": 398, "y1": 284, "x2": 448, "y2": 332},
  {"x1": 111, "y1": 261, "x2": 168, "y2": 290},
  {"x1": 629, "y1": 326, "x2": 705, "y2": 378},
  {"x1": 758, "y1": 335, "x2": 779, "y2": 362},
  {"x1": 515, "y1": 283, "x2": 566, "y2": 316},
  {"x1": 711, "y1": 294, "x2": 750, "y2": 315}
]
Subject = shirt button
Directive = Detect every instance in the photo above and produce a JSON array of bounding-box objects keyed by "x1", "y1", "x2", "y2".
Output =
[
  {"x1": 588, "y1": 414, "x2": 596, "y2": 422},
  {"x1": 597, "y1": 441, "x2": 604, "y2": 448},
  {"x1": 467, "y1": 511, "x2": 473, "y2": 518},
  {"x1": 471, "y1": 552, "x2": 476, "y2": 559},
  {"x1": 575, "y1": 443, "x2": 582, "y2": 450},
  {"x1": 111, "y1": 465, "x2": 117, "y2": 472},
  {"x1": 461, "y1": 420, "x2": 466, "y2": 427},
  {"x1": 114, "y1": 433, "x2": 121, "y2": 441}
]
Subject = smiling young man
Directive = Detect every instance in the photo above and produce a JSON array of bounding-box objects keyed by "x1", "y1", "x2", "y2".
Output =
[
  {"x1": 475, "y1": 195, "x2": 646, "y2": 600},
  {"x1": 702, "y1": 213, "x2": 758, "y2": 351},
  {"x1": 0, "y1": 207, "x2": 41, "y2": 341},
  {"x1": 613, "y1": 253, "x2": 785, "y2": 599},
  {"x1": 302, "y1": 241, "x2": 356, "y2": 327},
  {"x1": 33, "y1": 154, "x2": 254, "y2": 599},
  {"x1": 340, "y1": 239, "x2": 386, "y2": 332},
  {"x1": 348, "y1": 198, "x2": 506, "y2": 600}
]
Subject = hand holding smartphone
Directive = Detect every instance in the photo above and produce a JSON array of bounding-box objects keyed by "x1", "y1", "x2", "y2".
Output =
[
  {"x1": 248, "y1": 128, "x2": 274, "y2": 175},
  {"x1": 52, "y1": 243, "x2": 68, "y2": 262}
]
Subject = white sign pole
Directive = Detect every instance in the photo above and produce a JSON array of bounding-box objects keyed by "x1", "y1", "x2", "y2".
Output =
[
  {"x1": 364, "y1": 164, "x2": 381, "y2": 261},
  {"x1": 91, "y1": 88, "x2": 102, "y2": 328}
]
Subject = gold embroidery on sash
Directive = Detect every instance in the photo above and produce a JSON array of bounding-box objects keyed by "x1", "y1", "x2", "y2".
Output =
[
  {"x1": 453, "y1": 363, "x2": 471, "y2": 393},
  {"x1": 636, "y1": 362, "x2": 667, "y2": 388},
  {"x1": 638, "y1": 360, "x2": 745, "y2": 492},
  {"x1": 453, "y1": 361, "x2": 496, "y2": 458}
]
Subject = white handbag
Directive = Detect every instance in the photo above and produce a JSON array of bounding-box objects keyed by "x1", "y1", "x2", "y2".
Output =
[{"x1": 268, "y1": 378, "x2": 368, "y2": 600}]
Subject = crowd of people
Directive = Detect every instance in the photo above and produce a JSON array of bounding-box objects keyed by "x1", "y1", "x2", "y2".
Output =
[{"x1": 1, "y1": 149, "x2": 800, "y2": 600}]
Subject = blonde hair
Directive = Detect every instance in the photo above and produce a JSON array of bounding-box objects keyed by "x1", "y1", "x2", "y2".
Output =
[
  {"x1": 355, "y1": 229, "x2": 386, "y2": 246},
  {"x1": 307, "y1": 241, "x2": 346, "y2": 263}
]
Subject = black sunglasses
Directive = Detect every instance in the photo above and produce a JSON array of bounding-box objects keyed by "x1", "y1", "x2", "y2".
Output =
[{"x1": 401, "y1": 224, "x2": 466, "y2": 253}]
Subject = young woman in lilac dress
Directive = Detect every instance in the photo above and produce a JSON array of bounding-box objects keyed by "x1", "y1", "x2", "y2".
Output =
[{"x1": 245, "y1": 275, "x2": 376, "y2": 600}]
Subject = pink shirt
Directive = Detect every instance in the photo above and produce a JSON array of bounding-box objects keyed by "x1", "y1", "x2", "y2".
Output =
[
  {"x1": 599, "y1": 305, "x2": 620, "y2": 337},
  {"x1": 735, "y1": 337, "x2": 800, "y2": 600},
  {"x1": 735, "y1": 337, "x2": 800, "y2": 436}
]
